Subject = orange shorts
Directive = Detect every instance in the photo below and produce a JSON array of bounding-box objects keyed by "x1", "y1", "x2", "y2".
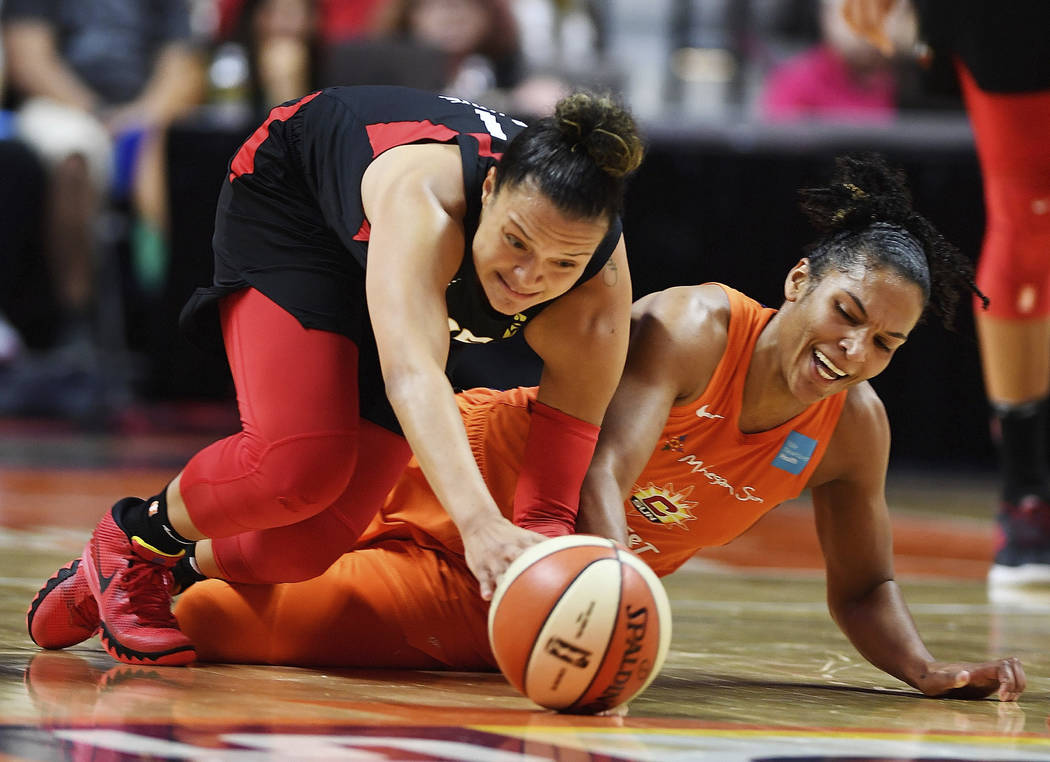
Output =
[{"x1": 174, "y1": 539, "x2": 495, "y2": 669}]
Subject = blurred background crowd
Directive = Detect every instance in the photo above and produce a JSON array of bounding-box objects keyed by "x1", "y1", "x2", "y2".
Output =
[{"x1": 0, "y1": 0, "x2": 1000, "y2": 467}]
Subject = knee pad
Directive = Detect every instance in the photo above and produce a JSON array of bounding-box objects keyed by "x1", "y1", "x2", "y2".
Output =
[
  {"x1": 209, "y1": 510, "x2": 358, "y2": 584},
  {"x1": 252, "y1": 430, "x2": 359, "y2": 514},
  {"x1": 181, "y1": 428, "x2": 359, "y2": 537},
  {"x1": 977, "y1": 173, "x2": 1050, "y2": 319}
]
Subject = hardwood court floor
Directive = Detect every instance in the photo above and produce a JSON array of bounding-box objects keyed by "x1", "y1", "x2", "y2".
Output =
[{"x1": 1, "y1": 414, "x2": 1049, "y2": 761}]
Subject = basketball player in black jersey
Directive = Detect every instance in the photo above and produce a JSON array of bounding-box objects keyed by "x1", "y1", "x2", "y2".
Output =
[{"x1": 27, "y1": 86, "x2": 646, "y2": 666}]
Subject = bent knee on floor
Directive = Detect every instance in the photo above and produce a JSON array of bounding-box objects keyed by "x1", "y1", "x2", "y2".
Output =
[{"x1": 252, "y1": 430, "x2": 359, "y2": 512}]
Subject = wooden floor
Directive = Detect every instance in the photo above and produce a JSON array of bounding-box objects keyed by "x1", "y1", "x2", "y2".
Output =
[{"x1": 1, "y1": 414, "x2": 1049, "y2": 761}]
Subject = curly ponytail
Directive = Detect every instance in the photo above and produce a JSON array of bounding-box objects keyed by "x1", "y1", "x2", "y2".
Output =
[
  {"x1": 800, "y1": 153, "x2": 987, "y2": 328},
  {"x1": 494, "y1": 92, "x2": 644, "y2": 222}
]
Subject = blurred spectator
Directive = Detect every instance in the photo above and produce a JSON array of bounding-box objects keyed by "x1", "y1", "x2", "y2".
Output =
[
  {"x1": 369, "y1": 0, "x2": 523, "y2": 103},
  {"x1": 0, "y1": 0, "x2": 206, "y2": 416},
  {"x1": 759, "y1": 0, "x2": 900, "y2": 122},
  {"x1": 514, "y1": 0, "x2": 602, "y2": 76},
  {"x1": 508, "y1": 0, "x2": 616, "y2": 116},
  {"x1": 316, "y1": 0, "x2": 389, "y2": 47},
  {"x1": 0, "y1": 0, "x2": 16, "y2": 365},
  {"x1": 1, "y1": 0, "x2": 206, "y2": 315},
  {"x1": 0, "y1": 140, "x2": 51, "y2": 364},
  {"x1": 0, "y1": 0, "x2": 47, "y2": 368},
  {"x1": 211, "y1": 0, "x2": 318, "y2": 120},
  {"x1": 215, "y1": 0, "x2": 603, "y2": 120},
  {"x1": 0, "y1": 0, "x2": 76, "y2": 409},
  {"x1": 218, "y1": 0, "x2": 387, "y2": 50}
]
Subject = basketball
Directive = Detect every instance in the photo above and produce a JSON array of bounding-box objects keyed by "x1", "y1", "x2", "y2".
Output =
[{"x1": 487, "y1": 535, "x2": 672, "y2": 714}]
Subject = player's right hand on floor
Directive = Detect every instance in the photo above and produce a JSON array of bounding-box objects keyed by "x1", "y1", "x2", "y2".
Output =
[
  {"x1": 460, "y1": 516, "x2": 546, "y2": 601},
  {"x1": 915, "y1": 657, "x2": 1026, "y2": 701}
]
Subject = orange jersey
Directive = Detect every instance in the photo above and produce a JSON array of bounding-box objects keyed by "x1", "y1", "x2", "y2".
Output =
[
  {"x1": 621, "y1": 284, "x2": 846, "y2": 576},
  {"x1": 357, "y1": 284, "x2": 846, "y2": 577}
]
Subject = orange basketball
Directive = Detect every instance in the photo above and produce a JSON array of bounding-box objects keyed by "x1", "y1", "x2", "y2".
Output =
[{"x1": 487, "y1": 535, "x2": 672, "y2": 714}]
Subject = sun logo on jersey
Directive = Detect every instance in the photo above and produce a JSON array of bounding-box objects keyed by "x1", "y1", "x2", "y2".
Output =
[
  {"x1": 629, "y1": 482, "x2": 698, "y2": 529},
  {"x1": 662, "y1": 435, "x2": 687, "y2": 453}
]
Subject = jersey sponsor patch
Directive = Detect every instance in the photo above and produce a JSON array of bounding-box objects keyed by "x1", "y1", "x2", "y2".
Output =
[{"x1": 772, "y1": 430, "x2": 817, "y2": 475}]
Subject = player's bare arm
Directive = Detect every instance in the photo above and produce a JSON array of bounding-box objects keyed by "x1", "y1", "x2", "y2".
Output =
[
  {"x1": 811, "y1": 384, "x2": 1026, "y2": 700},
  {"x1": 525, "y1": 237, "x2": 632, "y2": 426},
  {"x1": 363, "y1": 144, "x2": 543, "y2": 599},
  {"x1": 577, "y1": 285, "x2": 729, "y2": 541}
]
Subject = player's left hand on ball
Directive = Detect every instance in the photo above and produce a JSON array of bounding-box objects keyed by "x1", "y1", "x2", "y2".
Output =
[
  {"x1": 461, "y1": 515, "x2": 546, "y2": 601},
  {"x1": 916, "y1": 658, "x2": 1025, "y2": 701}
]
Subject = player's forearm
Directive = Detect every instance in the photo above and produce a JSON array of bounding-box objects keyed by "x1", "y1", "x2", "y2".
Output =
[
  {"x1": 385, "y1": 365, "x2": 503, "y2": 532},
  {"x1": 577, "y1": 467, "x2": 629, "y2": 545},
  {"x1": 829, "y1": 578, "x2": 937, "y2": 690}
]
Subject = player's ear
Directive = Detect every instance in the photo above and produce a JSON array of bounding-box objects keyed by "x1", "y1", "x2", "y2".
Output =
[
  {"x1": 784, "y1": 258, "x2": 810, "y2": 302},
  {"x1": 481, "y1": 167, "x2": 498, "y2": 207}
]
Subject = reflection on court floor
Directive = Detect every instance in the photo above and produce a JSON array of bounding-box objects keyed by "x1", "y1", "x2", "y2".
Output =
[{"x1": 0, "y1": 427, "x2": 1048, "y2": 761}]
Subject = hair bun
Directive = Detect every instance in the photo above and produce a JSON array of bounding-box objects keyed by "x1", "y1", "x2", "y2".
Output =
[
  {"x1": 554, "y1": 93, "x2": 644, "y2": 178},
  {"x1": 800, "y1": 153, "x2": 914, "y2": 233}
]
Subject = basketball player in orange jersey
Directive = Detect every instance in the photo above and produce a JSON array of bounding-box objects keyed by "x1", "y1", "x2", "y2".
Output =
[{"x1": 30, "y1": 155, "x2": 1026, "y2": 701}]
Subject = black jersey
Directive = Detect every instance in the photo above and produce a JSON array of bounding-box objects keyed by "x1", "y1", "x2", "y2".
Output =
[{"x1": 180, "y1": 86, "x2": 621, "y2": 432}]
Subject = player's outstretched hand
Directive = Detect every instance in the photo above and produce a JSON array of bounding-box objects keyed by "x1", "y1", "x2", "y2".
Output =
[
  {"x1": 915, "y1": 658, "x2": 1026, "y2": 701},
  {"x1": 461, "y1": 515, "x2": 546, "y2": 601}
]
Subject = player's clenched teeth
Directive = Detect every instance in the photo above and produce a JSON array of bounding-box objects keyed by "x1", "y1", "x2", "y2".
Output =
[{"x1": 814, "y1": 349, "x2": 847, "y2": 380}]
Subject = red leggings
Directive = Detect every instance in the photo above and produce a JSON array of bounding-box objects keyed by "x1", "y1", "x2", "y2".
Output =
[
  {"x1": 958, "y1": 63, "x2": 1050, "y2": 319},
  {"x1": 179, "y1": 288, "x2": 412, "y2": 583}
]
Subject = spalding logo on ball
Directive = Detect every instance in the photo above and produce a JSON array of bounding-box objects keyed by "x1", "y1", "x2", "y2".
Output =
[{"x1": 487, "y1": 534, "x2": 672, "y2": 713}]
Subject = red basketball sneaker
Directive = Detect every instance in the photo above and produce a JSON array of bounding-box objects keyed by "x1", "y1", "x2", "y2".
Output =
[
  {"x1": 82, "y1": 498, "x2": 197, "y2": 666},
  {"x1": 26, "y1": 558, "x2": 100, "y2": 649}
]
